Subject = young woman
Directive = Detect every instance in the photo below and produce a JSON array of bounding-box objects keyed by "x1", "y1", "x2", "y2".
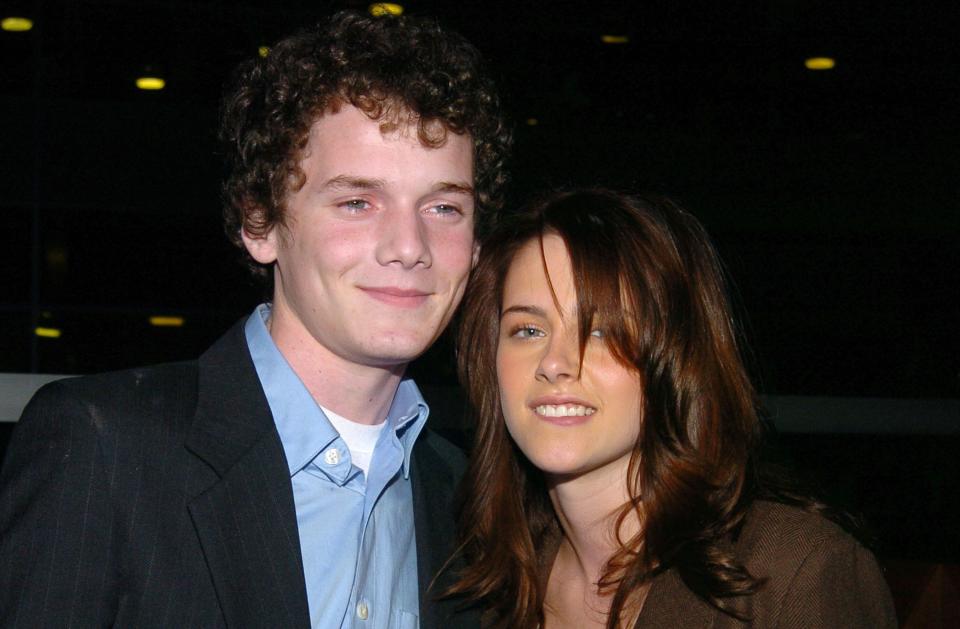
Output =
[{"x1": 449, "y1": 189, "x2": 896, "y2": 628}]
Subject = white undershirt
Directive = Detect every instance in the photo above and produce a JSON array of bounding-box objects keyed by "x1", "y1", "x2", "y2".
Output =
[{"x1": 320, "y1": 405, "x2": 387, "y2": 476}]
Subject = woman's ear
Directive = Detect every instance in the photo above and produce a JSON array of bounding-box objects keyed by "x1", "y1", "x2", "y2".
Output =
[{"x1": 472, "y1": 240, "x2": 481, "y2": 268}]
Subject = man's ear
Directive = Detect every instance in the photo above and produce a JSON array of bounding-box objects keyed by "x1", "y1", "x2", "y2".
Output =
[{"x1": 240, "y1": 213, "x2": 279, "y2": 265}]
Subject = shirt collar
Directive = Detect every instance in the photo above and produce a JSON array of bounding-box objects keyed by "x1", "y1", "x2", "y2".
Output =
[
  {"x1": 244, "y1": 303, "x2": 430, "y2": 479},
  {"x1": 245, "y1": 304, "x2": 337, "y2": 476},
  {"x1": 388, "y1": 378, "x2": 429, "y2": 479}
]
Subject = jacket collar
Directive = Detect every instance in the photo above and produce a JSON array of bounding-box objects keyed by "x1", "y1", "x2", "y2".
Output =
[
  {"x1": 186, "y1": 319, "x2": 277, "y2": 477},
  {"x1": 184, "y1": 319, "x2": 311, "y2": 628}
]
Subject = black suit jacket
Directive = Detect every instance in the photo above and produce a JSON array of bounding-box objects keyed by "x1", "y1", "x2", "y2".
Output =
[{"x1": 0, "y1": 321, "x2": 478, "y2": 628}]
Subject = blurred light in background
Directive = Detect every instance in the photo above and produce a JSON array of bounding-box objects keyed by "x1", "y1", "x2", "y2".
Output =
[
  {"x1": 369, "y1": 3, "x2": 403, "y2": 17},
  {"x1": 258, "y1": 46, "x2": 269, "y2": 58},
  {"x1": 35, "y1": 327, "x2": 61, "y2": 339},
  {"x1": 149, "y1": 316, "x2": 185, "y2": 327},
  {"x1": 1, "y1": 16, "x2": 33, "y2": 32},
  {"x1": 136, "y1": 76, "x2": 165, "y2": 90},
  {"x1": 805, "y1": 57, "x2": 836, "y2": 70},
  {"x1": 45, "y1": 247, "x2": 68, "y2": 270},
  {"x1": 601, "y1": 35, "x2": 629, "y2": 45}
]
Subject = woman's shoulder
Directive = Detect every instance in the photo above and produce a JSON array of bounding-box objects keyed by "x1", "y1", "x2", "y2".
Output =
[
  {"x1": 737, "y1": 500, "x2": 853, "y2": 560},
  {"x1": 736, "y1": 499, "x2": 873, "y2": 591},
  {"x1": 729, "y1": 500, "x2": 897, "y2": 628}
]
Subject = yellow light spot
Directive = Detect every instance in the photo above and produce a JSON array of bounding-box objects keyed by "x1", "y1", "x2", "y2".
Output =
[
  {"x1": 46, "y1": 247, "x2": 68, "y2": 268},
  {"x1": 136, "y1": 76, "x2": 165, "y2": 91},
  {"x1": 35, "y1": 327, "x2": 61, "y2": 339},
  {"x1": 525, "y1": 118, "x2": 539, "y2": 126},
  {"x1": 805, "y1": 57, "x2": 836, "y2": 70},
  {"x1": 601, "y1": 35, "x2": 629, "y2": 45},
  {"x1": 258, "y1": 46, "x2": 269, "y2": 58},
  {"x1": 149, "y1": 316, "x2": 185, "y2": 327},
  {"x1": 369, "y1": 3, "x2": 403, "y2": 17},
  {"x1": 2, "y1": 17, "x2": 33, "y2": 32}
]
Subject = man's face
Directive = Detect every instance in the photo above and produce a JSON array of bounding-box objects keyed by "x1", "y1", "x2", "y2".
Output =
[{"x1": 243, "y1": 104, "x2": 477, "y2": 369}]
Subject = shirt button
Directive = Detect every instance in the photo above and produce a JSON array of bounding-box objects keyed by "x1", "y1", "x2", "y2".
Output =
[
  {"x1": 356, "y1": 600, "x2": 369, "y2": 620},
  {"x1": 323, "y1": 449, "x2": 340, "y2": 465}
]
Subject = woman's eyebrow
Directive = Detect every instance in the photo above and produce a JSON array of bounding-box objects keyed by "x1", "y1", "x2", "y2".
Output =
[{"x1": 500, "y1": 304, "x2": 547, "y2": 318}]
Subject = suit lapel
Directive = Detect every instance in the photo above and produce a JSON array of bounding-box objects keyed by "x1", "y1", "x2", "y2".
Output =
[
  {"x1": 411, "y1": 433, "x2": 480, "y2": 628},
  {"x1": 185, "y1": 321, "x2": 310, "y2": 629}
]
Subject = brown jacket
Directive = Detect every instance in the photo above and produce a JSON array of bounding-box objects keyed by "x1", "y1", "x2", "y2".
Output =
[{"x1": 530, "y1": 500, "x2": 897, "y2": 628}]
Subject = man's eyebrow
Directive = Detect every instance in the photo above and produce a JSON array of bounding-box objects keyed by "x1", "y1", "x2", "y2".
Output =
[
  {"x1": 317, "y1": 177, "x2": 474, "y2": 196},
  {"x1": 320, "y1": 175, "x2": 387, "y2": 191},
  {"x1": 500, "y1": 304, "x2": 546, "y2": 318},
  {"x1": 433, "y1": 181, "x2": 475, "y2": 196}
]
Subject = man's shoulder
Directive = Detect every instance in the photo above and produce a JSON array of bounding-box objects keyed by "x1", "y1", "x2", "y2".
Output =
[
  {"x1": 20, "y1": 361, "x2": 201, "y2": 436},
  {"x1": 33, "y1": 361, "x2": 198, "y2": 409},
  {"x1": 413, "y1": 427, "x2": 469, "y2": 476},
  {"x1": 23, "y1": 317, "x2": 250, "y2": 428}
]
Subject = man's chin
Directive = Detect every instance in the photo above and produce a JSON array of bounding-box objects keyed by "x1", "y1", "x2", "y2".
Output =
[{"x1": 354, "y1": 336, "x2": 438, "y2": 368}]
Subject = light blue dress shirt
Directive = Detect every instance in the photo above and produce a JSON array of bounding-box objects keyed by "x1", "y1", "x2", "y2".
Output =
[{"x1": 245, "y1": 304, "x2": 427, "y2": 629}]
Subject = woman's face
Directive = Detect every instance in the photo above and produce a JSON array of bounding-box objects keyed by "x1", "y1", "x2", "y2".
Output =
[{"x1": 496, "y1": 233, "x2": 642, "y2": 480}]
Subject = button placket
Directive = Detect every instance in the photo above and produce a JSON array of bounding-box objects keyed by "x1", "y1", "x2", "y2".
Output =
[{"x1": 356, "y1": 600, "x2": 369, "y2": 620}]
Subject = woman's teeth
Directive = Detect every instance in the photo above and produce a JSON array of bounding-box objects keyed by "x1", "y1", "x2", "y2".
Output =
[{"x1": 535, "y1": 404, "x2": 596, "y2": 417}]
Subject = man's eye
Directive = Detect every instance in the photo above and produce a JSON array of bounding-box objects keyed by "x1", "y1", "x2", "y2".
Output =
[
  {"x1": 428, "y1": 203, "x2": 461, "y2": 216},
  {"x1": 341, "y1": 199, "x2": 370, "y2": 212}
]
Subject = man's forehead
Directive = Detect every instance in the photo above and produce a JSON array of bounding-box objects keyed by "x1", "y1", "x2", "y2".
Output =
[
  {"x1": 319, "y1": 174, "x2": 474, "y2": 196},
  {"x1": 294, "y1": 104, "x2": 476, "y2": 201},
  {"x1": 309, "y1": 101, "x2": 465, "y2": 149}
]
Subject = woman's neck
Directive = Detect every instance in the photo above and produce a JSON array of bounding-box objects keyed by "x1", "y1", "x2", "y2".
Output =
[
  {"x1": 544, "y1": 457, "x2": 644, "y2": 627},
  {"x1": 547, "y1": 457, "x2": 641, "y2": 580}
]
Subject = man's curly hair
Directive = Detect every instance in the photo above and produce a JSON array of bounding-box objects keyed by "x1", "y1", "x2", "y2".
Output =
[{"x1": 220, "y1": 10, "x2": 512, "y2": 278}]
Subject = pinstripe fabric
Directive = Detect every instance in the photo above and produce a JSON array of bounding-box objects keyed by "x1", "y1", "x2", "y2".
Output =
[{"x1": 0, "y1": 321, "x2": 480, "y2": 629}]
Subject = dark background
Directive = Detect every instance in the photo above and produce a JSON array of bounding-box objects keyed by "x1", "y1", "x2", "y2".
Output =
[
  {"x1": 1, "y1": 0, "x2": 958, "y2": 602},
  {"x1": 1, "y1": 0, "x2": 957, "y2": 396}
]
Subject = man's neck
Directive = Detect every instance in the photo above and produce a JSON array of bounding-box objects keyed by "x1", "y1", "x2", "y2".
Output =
[{"x1": 267, "y1": 306, "x2": 406, "y2": 426}]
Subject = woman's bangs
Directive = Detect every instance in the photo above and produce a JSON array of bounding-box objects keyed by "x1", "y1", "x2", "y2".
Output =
[{"x1": 561, "y1": 223, "x2": 642, "y2": 371}]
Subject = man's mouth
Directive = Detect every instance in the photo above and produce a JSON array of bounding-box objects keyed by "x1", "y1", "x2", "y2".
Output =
[{"x1": 359, "y1": 286, "x2": 432, "y2": 308}]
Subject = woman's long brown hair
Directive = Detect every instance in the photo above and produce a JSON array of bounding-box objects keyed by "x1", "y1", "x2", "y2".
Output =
[{"x1": 448, "y1": 189, "x2": 766, "y2": 628}]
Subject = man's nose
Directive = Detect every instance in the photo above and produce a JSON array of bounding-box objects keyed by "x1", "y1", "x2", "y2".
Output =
[{"x1": 375, "y1": 208, "x2": 432, "y2": 269}]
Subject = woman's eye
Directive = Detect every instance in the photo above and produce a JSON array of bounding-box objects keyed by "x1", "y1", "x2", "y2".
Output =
[
  {"x1": 511, "y1": 325, "x2": 544, "y2": 339},
  {"x1": 590, "y1": 329, "x2": 605, "y2": 338}
]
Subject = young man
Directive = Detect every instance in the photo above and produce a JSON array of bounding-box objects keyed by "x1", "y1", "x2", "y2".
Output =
[{"x1": 0, "y1": 11, "x2": 510, "y2": 628}]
